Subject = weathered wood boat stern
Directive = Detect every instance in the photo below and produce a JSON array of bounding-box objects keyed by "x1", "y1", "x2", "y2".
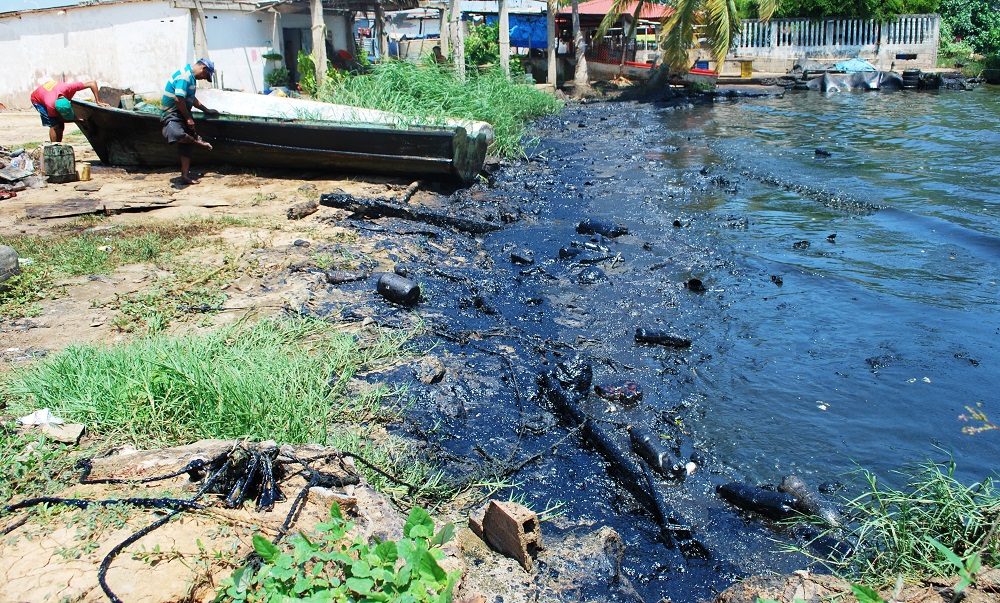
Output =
[{"x1": 72, "y1": 100, "x2": 490, "y2": 183}]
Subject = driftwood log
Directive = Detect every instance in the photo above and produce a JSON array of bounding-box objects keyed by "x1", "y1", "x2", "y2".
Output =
[{"x1": 319, "y1": 193, "x2": 501, "y2": 235}]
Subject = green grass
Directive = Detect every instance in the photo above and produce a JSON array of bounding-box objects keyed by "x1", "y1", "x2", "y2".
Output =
[
  {"x1": 805, "y1": 459, "x2": 1000, "y2": 588},
  {"x1": 317, "y1": 60, "x2": 563, "y2": 158},
  {"x1": 0, "y1": 216, "x2": 251, "y2": 320},
  {"x1": 1, "y1": 316, "x2": 459, "y2": 504},
  {"x1": 1, "y1": 317, "x2": 412, "y2": 446}
]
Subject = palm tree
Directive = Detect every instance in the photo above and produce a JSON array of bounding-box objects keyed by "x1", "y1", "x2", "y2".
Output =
[
  {"x1": 572, "y1": 0, "x2": 594, "y2": 95},
  {"x1": 596, "y1": 0, "x2": 777, "y2": 73}
]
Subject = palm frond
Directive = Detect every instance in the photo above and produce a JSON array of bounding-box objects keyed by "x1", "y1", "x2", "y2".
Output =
[
  {"x1": 702, "y1": 0, "x2": 740, "y2": 65},
  {"x1": 755, "y1": 0, "x2": 777, "y2": 21},
  {"x1": 659, "y1": 0, "x2": 701, "y2": 71},
  {"x1": 596, "y1": 0, "x2": 642, "y2": 40}
]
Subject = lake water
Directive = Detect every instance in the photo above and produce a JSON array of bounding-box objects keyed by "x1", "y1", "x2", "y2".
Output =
[{"x1": 655, "y1": 87, "x2": 1000, "y2": 487}]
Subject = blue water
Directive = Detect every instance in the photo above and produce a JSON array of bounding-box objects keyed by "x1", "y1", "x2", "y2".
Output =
[{"x1": 657, "y1": 87, "x2": 1000, "y2": 487}]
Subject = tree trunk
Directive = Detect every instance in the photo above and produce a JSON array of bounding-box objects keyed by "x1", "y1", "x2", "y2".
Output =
[
  {"x1": 571, "y1": 0, "x2": 591, "y2": 95},
  {"x1": 499, "y1": 0, "x2": 510, "y2": 76},
  {"x1": 310, "y1": 0, "x2": 327, "y2": 90},
  {"x1": 439, "y1": 8, "x2": 449, "y2": 57},
  {"x1": 546, "y1": 0, "x2": 556, "y2": 85},
  {"x1": 449, "y1": 0, "x2": 466, "y2": 81},
  {"x1": 374, "y1": 2, "x2": 389, "y2": 62}
]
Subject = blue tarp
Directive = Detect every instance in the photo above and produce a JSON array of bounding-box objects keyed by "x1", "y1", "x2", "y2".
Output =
[
  {"x1": 484, "y1": 14, "x2": 548, "y2": 48},
  {"x1": 833, "y1": 58, "x2": 876, "y2": 72}
]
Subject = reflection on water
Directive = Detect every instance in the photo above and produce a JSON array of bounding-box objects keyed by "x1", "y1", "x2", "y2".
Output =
[{"x1": 660, "y1": 88, "x2": 1000, "y2": 485}]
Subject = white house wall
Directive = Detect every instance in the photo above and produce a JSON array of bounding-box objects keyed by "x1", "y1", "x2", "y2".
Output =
[
  {"x1": 0, "y1": 1, "x2": 190, "y2": 109},
  {"x1": 203, "y1": 9, "x2": 273, "y2": 94}
]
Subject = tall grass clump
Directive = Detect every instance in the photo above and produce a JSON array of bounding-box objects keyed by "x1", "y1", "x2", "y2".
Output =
[
  {"x1": 1, "y1": 317, "x2": 413, "y2": 447},
  {"x1": 813, "y1": 459, "x2": 1000, "y2": 587},
  {"x1": 317, "y1": 60, "x2": 562, "y2": 158}
]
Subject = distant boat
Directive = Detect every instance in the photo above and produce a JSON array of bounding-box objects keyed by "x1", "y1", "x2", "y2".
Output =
[{"x1": 71, "y1": 90, "x2": 494, "y2": 184}]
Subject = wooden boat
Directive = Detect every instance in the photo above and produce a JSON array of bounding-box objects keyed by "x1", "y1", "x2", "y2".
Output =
[
  {"x1": 682, "y1": 67, "x2": 719, "y2": 86},
  {"x1": 71, "y1": 90, "x2": 494, "y2": 184}
]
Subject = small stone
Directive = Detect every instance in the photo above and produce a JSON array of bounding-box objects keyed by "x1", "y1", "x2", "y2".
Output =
[
  {"x1": 293, "y1": 239, "x2": 311, "y2": 247},
  {"x1": 686, "y1": 278, "x2": 706, "y2": 292},
  {"x1": 0, "y1": 245, "x2": 20, "y2": 286},
  {"x1": 510, "y1": 249, "x2": 534, "y2": 266},
  {"x1": 35, "y1": 423, "x2": 86, "y2": 445},
  {"x1": 414, "y1": 356, "x2": 446, "y2": 384},
  {"x1": 74, "y1": 182, "x2": 103, "y2": 192}
]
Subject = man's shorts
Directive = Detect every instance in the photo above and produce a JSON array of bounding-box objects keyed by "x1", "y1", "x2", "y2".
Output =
[
  {"x1": 33, "y1": 102, "x2": 59, "y2": 127},
  {"x1": 161, "y1": 113, "x2": 195, "y2": 157}
]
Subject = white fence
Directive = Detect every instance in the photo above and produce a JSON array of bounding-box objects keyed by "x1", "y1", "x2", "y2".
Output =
[{"x1": 731, "y1": 14, "x2": 939, "y2": 72}]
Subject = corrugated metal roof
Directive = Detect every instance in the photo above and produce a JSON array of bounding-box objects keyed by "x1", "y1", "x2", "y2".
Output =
[{"x1": 557, "y1": 0, "x2": 672, "y2": 19}]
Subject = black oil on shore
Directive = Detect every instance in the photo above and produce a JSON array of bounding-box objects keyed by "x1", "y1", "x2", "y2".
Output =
[{"x1": 314, "y1": 86, "x2": 1000, "y2": 603}]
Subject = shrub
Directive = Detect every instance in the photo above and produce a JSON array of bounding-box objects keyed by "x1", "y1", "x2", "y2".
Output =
[{"x1": 216, "y1": 502, "x2": 459, "y2": 603}]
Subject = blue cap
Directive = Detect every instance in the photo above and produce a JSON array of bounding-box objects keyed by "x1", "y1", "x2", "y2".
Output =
[{"x1": 197, "y1": 58, "x2": 215, "y2": 81}]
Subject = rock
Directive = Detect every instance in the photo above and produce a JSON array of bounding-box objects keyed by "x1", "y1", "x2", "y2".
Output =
[
  {"x1": 0, "y1": 245, "x2": 20, "y2": 287},
  {"x1": 771, "y1": 275, "x2": 784, "y2": 286},
  {"x1": 74, "y1": 182, "x2": 102, "y2": 192},
  {"x1": 686, "y1": 277, "x2": 706, "y2": 292},
  {"x1": 510, "y1": 249, "x2": 534, "y2": 265},
  {"x1": 293, "y1": 239, "x2": 311, "y2": 247},
  {"x1": 793, "y1": 240, "x2": 810, "y2": 249},
  {"x1": 469, "y1": 500, "x2": 543, "y2": 571},
  {"x1": 39, "y1": 423, "x2": 86, "y2": 445},
  {"x1": 415, "y1": 355, "x2": 446, "y2": 384}
]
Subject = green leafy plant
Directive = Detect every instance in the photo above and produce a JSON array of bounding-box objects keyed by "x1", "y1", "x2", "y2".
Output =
[
  {"x1": 216, "y1": 502, "x2": 459, "y2": 602},
  {"x1": 926, "y1": 536, "x2": 981, "y2": 600},
  {"x1": 265, "y1": 67, "x2": 290, "y2": 89},
  {"x1": 464, "y1": 21, "x2": 501, "y2": 67},
  {"x1": 298, "y1": 51, "x2": 318, "y2": 95},
  {"x1": 851, "y1": 584, "x2": 887, "y2": 603}
]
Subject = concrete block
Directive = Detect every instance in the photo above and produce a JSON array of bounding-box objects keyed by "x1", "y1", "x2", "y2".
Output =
[{"x1": 470, "y1": 500, "x2": 544, "y2": 572}]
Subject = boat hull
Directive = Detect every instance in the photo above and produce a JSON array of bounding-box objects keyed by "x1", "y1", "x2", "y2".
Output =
[{"x1": 71, "y1": 100, "x2": 489, "y2": 183}]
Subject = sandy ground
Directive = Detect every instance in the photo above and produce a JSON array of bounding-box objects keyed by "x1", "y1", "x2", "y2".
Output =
[{"x1": 0, "y1": 109, "x2": 427, "y2": 368}]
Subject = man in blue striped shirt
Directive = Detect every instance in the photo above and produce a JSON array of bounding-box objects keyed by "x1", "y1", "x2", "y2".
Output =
[{"x1": 161, "y1": 58, "x2": 218, "y2": 185}]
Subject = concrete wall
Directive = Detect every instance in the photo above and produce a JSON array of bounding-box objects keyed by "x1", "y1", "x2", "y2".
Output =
[
  {"x1": 203, "y1": 9, "x2": 274, "y2": 94},
  {"x1": 0, "y1": 1, "x2": 190, "y2": 109},
  {"x1": 730, "y1": 14, "x2": 940, "y2": 72}
]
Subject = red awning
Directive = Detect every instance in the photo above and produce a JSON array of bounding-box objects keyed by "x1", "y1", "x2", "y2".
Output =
[{"x1": 557, "y1": 0, "x2": 673, "y2": 20}]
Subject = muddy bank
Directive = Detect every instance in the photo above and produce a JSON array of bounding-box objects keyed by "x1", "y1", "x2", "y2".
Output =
[{"x1": 277, "y1": 96, "x2": 826, "y2": 603}]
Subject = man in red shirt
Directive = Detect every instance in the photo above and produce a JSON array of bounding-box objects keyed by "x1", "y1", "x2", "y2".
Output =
[{"x1": 29, "y1": 80, "x2": 103, "y2": 142}]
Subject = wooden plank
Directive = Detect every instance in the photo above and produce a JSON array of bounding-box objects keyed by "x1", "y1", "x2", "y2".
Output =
[{"x1": 25, "y1": 198, "x2": 104, "y2": 219}]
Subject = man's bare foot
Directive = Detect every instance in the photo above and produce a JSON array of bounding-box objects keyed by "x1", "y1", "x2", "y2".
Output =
[
  {"x1": 182, "y1": 176, "x2": 201, "y2": 185},
  {"x1": 196, "y1": 137, "x2": 213, "y2": 151}
]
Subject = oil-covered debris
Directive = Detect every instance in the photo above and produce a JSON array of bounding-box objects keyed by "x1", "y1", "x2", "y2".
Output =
[
  {"x1": 716, "y1": 482, "x2": 798, "y2": 520},
  {"x1": 319, "y1": 192, "x2": 502, "y2": 234},
  {"x1": 634, "y1": 328, "x2": 692, "y2": 348},
  {"x1": 376, "y1": 272, "x2": 420, "y2": 306}
]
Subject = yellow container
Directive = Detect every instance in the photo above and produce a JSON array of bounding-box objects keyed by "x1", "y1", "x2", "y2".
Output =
[
  {"x1": 740, "y1": 60, "x2": 753, "y2": 79},
  {"x1": 78, "y1": 162, "x2": 91, "y2": 181}
]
